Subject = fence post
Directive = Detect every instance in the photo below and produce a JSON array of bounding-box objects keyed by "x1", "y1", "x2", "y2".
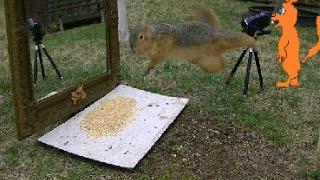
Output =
[{"x1": 117, "y1": 0, "x2": 130, "y2": 46}]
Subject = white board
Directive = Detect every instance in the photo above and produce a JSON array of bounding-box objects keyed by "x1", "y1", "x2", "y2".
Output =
[{"x1": 38, "y1": 85, "x2": 188, "y2": 169}]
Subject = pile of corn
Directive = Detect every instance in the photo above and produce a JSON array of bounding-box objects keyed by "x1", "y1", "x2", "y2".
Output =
[{"x1": 80, "y1": 97, "x2": 137, "y2": 138}]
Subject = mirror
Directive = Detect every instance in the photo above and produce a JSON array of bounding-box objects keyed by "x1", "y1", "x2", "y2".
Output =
[
  {"x1": 6, "y1": 0, "x2": 119, "y2": 140},
  {"x1": 25, "y1": 0, "x2": 108, "y2": 100}
]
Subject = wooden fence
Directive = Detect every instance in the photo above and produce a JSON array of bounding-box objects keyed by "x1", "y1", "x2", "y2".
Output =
[
  {"x1": 248, "y1": 0, "x2": 320, "y2": 7},
  {"x1": 26, "y1": 0, "x2": 104, "y2": 33}
]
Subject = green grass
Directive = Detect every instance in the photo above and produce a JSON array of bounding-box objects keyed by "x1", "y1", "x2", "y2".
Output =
[{"x1": 1, "y1": 0, "x2": 320, "y2": 179}]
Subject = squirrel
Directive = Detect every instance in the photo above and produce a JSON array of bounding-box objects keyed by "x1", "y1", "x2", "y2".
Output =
[
  {"x1": 129, "y1": 3, "x2": 256, "y2": 74},
  {"x1": 271, "y1": 0, "x2": 301, "y2": 88}
]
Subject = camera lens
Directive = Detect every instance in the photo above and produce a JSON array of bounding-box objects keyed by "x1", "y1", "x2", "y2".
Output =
[{"x1": 27, "y1": 18, "x2": 36, "y2": 30}]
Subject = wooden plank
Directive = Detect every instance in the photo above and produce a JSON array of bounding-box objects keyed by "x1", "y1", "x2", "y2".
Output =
[
  {"x1": 48, "y1": 2, "x2": 100, "y2": 11},
  {"x1": 48, "y1": 0, "x2": 100, "y2": 9},
  {"x1": 46, "y1": 0, "x2": 103, "y2": 26},
  {"x1": 4, "y1": 0, "x2": 35, "y2": 140},
  {"x1": 49, "y1": 6, "x2": 100, "y2": 17}
]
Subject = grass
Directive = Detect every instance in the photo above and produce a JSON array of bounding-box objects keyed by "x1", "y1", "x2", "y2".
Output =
[
  {"x1": 1, "y1": 0, "x2": 320, "y2": 179},
  {"x1": 0, "y1": 0, "x2": 9, "y2": 96}
]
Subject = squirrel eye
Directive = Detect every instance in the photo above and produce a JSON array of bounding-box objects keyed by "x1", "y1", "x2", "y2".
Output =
[
  {"x1": 278, "y1": 7, "x2": 286, "y2": 15},
  {"x1": 139, "y1": 35, "x2": 144, "y2": 40}
]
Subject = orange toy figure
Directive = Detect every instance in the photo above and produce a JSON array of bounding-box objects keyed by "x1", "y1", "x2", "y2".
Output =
[
  {"x1": 303, "y1": 16, "x2": 320, "y2": 63},
  {"x1": 272, "y1": 0, "x2": 301, "y2": 88}
]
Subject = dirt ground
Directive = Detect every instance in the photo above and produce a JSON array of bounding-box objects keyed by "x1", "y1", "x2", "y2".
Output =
[{"x1": 125, "y1": 111, "x2": 316, "y2": 179}]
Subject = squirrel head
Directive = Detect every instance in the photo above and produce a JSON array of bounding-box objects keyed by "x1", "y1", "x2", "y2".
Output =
[
  {"x1": 129, "y1": 23, "x2": 153, "y2": 54},
  {"x1": 271, "y1": 0, "x2": 298, "y2": 29}
]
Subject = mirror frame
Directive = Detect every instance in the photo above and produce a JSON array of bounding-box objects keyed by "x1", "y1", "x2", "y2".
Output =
[{"x1": 5, "y1": 0, "x2": 120, "y2": 140}]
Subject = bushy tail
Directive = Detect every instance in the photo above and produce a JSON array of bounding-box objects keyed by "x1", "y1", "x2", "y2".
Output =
[{"x1": 190, "y1": 2, "x2": 222, "y2": 28}]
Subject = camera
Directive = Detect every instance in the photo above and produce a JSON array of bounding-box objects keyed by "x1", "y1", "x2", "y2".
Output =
[
  {"x1": 241, "y1": 12, "x2": 272, "y2": 37},
  {"x1": 27, "y1": 18, "x2": 44, "y2": 43}
]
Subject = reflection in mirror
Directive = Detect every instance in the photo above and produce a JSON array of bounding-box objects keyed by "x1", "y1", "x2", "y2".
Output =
[{"x1": 25, "y1": 0, "x2": 107, "y2": 100}]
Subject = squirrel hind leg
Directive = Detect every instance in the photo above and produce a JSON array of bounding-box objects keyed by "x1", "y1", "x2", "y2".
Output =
[{"x1": 197, "y1": 55, "x2": 225, "y2": 74}]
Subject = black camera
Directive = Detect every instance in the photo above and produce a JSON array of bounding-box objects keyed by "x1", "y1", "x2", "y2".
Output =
[
  {"x1": 241, "y1": 12, "x2": 272, "y2": 37},
  {"x1": 27, "y1": 18, "x2": 44, "y2": 43}
]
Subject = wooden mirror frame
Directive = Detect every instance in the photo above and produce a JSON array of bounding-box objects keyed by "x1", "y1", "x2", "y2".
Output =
[{"x1": 5, "y1": 0, "x2": 120, "y2": 140}]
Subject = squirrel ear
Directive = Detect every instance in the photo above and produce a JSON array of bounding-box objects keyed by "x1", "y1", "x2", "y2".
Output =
[{"x1": 140, "y1": 23, "x2": 149, "y2": 33}]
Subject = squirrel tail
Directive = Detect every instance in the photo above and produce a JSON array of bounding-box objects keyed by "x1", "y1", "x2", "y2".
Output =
[{"x1": 190, "y1": 2, "x2": 222, "y2": 28}]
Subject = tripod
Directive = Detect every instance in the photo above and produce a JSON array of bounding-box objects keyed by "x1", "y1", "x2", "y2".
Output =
[
  {"x1": 226, "y1": 47, "x2": 264, "y2": 96},
  {"x1": 33, "y1": 41, "x2": 63, "y2": 84}
]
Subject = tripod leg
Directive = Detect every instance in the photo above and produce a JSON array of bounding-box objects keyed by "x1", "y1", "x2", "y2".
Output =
[
  {"x1": 38, "y1": 47, "x2": 46, "y2": 79},
  {"x1": 41, "y1": 45, "x2": 63, "y2": 80},
  {"x1": 226, "y1": 49, "x2": 248, "y2": 84},
  {"x1": 34, "y1": 48, "x2": 39, "y2": 84},
  {"x1": 253, "y1": 49, "x2": 263, "y2": 91},
  {"x1": 243, "y1": 49, "x2": 253, "y2": 96}
]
